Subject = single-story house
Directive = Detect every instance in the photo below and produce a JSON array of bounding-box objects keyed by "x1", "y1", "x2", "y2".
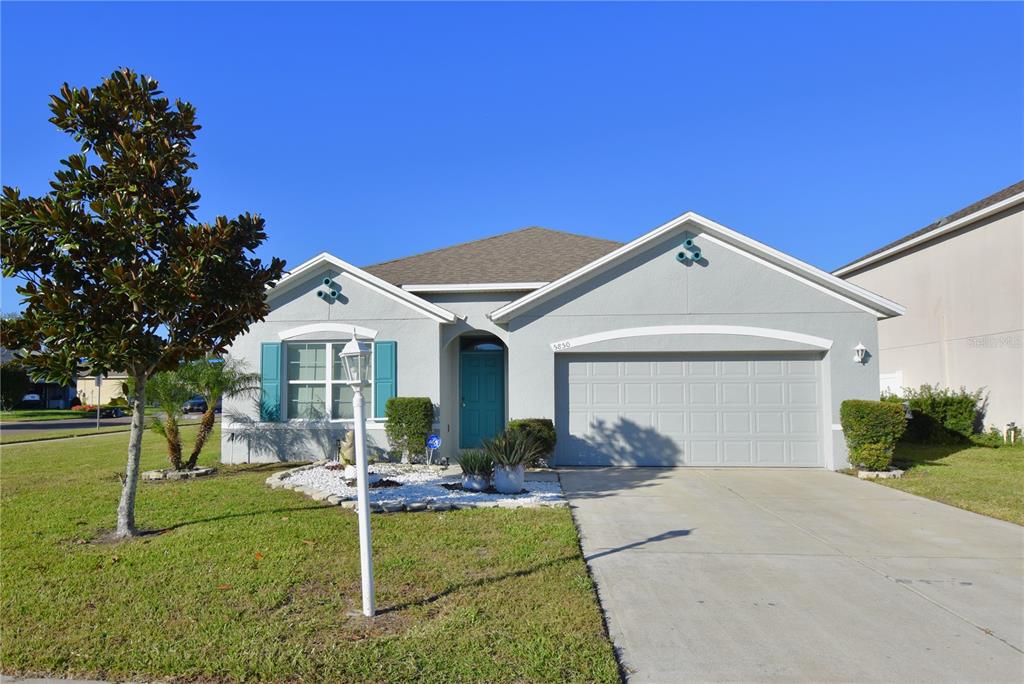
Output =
[
  {"x1": 836, "y1": 180, "x2": 1023, "y2": 431},
  {"x1": 0, "y1": 348, "x2": 76, "y2": 409},
  {"x1": 221, "y1": 211, "x2": 903, "y2": 469},
  {"x1": 75, "y1": 372, "x2": 130, "y2": 406}
]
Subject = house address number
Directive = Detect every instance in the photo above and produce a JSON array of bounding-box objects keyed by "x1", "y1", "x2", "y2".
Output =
[{"x1": 551, "y1": 340, "x2": 572, "y2": 351}]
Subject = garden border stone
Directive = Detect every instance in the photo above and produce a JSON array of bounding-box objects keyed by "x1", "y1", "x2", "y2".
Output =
[
  {"x1": 857, "y1": 468, "x2": 905, "y2": 479},
  {"x1": 143, "y1": 467, "x2": 215, "y2": 481}
]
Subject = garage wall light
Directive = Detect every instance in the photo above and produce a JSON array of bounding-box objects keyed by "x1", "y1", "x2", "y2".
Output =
[{"x1": 853, "y1": 343, "x2": 868, "y2": 364}]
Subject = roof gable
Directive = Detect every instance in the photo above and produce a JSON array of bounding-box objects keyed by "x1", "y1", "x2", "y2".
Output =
[
  {"x1": 266, "y1": 252, "x2": 457, "y2": 323},
  {"x1": 363, "y1": 227, "x2": 622, "y2": 286},
  {"x1": 488, "y1": 212, "x2": 905, "y2": 323},
  {"x1": 834, "y1": 179, "x2": 1024, "y2": 276}
]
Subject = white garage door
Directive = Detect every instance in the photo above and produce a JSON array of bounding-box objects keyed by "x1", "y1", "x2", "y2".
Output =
[{"x1": 555, "y1": 353, "x2": 824, "y2": 467}]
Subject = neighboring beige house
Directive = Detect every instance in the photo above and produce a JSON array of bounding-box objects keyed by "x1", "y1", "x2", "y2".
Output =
[
  {"x1": 835, "y1": 180, "x2": 1024, "y2": 431},
  {"x1": 75, "y1": 372, "x2": 129, "y2": 406}
]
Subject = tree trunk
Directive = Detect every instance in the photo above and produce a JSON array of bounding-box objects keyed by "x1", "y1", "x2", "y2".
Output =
[
  {"x1": 166, "y1": 419, "x2": 183, "y2": 470},
  {"x1": 185, "y1": 406, "x2": 216, "y2": 470},
  {"x1": 115, "y1": 374, "x2": 146, "y2": 538}
]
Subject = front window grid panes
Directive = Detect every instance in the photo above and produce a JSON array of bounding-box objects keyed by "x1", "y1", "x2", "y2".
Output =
[
  {"x1": 287, "y1": 384, "x2": 326, "y2": 420},
  {"x1": 288, "y1": 343, "x2": 326, "y2": 381},
  {"x1": 285, "y1": 341, "x2": 371, "y2": 421},
  {"x1": 332, "y1": 384, "x2": 366, "y2": 420}
]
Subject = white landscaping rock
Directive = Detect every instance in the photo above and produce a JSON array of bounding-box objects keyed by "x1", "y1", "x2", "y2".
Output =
[
  {"x1": 858, "y1": 469, "x2": 905, "y2": 479},
  {"x1": 281, "y1": 462, "x2": 566, "y2": 511}
]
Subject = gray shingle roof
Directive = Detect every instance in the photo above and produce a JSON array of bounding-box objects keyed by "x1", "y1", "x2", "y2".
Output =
[
  {"x1": 835, "y1": 179, "x2": 1024, "y2": 274},
  {"x1": 363, "y1": 227, "x2": 623, "y2": 286}
]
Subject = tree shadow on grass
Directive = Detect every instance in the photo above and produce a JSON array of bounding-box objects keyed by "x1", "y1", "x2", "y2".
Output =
[
  {"x1": 148, "y1": 502, "x2": 336, "y2": 534},
  {"x1": 377, "y1": 554, "x2": 579, "y2": 615},
  {"x1": 892, "y1": 442, "x2": 973, "y2": 470}
]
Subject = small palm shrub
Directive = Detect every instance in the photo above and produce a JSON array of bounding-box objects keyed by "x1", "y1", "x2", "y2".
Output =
[
  {"x1": 483, "y1": 429, "x2": 546, "y2": 468},
  {"x1": 458, "y1": 449, "x2": 494, "y2": 477}
]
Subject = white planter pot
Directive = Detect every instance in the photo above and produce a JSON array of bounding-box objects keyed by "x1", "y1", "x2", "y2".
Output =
[
  {"x1": 462, "y1": 473, "x2": 489, "y2": 492},
  {"x1": 493, "y1": 464, "x2": 525, "y2": 494}
]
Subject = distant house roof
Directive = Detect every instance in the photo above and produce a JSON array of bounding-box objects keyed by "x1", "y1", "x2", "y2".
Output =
[
  {"x1": 834, "y1": 179, "x2": 1024, "y2": 276},
  {"x1": 362, "y1": 227, "x2": 623, "y2": 288}
]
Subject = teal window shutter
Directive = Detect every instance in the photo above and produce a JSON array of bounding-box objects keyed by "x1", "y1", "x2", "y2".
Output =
[
  {"x1": 374, "y1": 340, "x2": 397, "y2": 418},
  {"x1": 260, "y1": 342, "x2": 282, "y2": 421}
]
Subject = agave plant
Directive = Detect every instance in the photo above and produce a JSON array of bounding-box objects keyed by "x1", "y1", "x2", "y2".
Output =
[
  {"x1": 458, "y1": 449, "x2": 494, "y2": 477},
  {"x1": 483, "y1": 430, "x2": 546, "y2": 468}
]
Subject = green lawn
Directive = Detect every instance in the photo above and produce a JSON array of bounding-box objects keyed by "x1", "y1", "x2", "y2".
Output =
[
  {"x1": 0, "y1": 425, "x2": 142, "y2": 445},
  {"x1": 0, "y1": 409, "x2": 85, "y2": 422},
  {"x1": 0, "y1": 426, "x2": 618, "y2": 683},
  {"x1": 0, "y1": 407, "x2": 154, "y2": 423},
  {"x1": 882, "y1": 443, "x2": 1024, "y2": 525}
]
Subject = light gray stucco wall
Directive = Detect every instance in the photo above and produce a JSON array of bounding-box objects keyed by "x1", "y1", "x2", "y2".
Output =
[
  {"x1": 844, "y1": 206, "x2": 1023, "y2": 430},
  {"x1": 503, "y1": 229, "x2": 883, "y2": 469},
  {"x1": 221, "y1": 265, "x2": 442, "y2": 464}
]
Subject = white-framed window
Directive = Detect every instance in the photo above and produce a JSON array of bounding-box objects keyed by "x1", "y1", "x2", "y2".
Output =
[{"x1": 284, "y1": 341, "x2": 372, "y2": 421}]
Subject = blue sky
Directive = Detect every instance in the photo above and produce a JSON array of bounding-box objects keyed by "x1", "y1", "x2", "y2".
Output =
[{"x1": 2, "y1": 2, "x2": 1022, "y2": 313}]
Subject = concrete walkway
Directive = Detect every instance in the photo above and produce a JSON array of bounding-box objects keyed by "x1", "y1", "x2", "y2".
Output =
[{"x1": 560, "y1": 467, "x2": 1024, "y2": 683}]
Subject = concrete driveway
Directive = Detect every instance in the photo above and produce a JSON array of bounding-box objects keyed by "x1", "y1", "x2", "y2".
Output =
[{"x1": 560, "y1": 468, "x2": 1023, "y2": 683}]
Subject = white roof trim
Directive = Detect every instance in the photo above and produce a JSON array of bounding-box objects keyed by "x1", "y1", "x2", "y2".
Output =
[
  {"x1": 278, "y1": 323, "x2": 378, "y2": 340},
  {"x1": 550, "y1": 325, "x2": 834, "y2": 352},
  {"x1": 833, "y1": 189, "x2": 1024, "y2": 277},
  {"x1": 401, "y1": 282, "x2": 548, "y2": 293},
  {"x1": 266, "y1": 252, "x2": 457, "y2": 323},
  {"x1": 488, "y1": 212, "x2": 905, "y2": 323}
]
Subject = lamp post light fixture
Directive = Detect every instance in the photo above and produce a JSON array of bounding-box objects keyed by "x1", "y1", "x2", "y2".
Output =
[
  {"x1": 338, "y1": 335, "x2": 375, "y2": 617},
  {"x1": 853, "y1": 343, "x2": 868, "y2": 364}
]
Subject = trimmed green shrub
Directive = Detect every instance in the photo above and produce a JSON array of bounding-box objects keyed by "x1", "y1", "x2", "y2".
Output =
[
  {"x1": 840, "y1": 399, "x2": 907, "y2": 471},
  {"x1": 856, "y1": 443, "x2": 894, "y2": 471},
  {"x1": 970, "y1": 427, "x2": 1007, "y2": 449},
  {"x1": 384, "y1": 397, "x2": 434, "y2": 462},
  {"x1": 900, "y1": 385, "x2": 983, "y2": 444},
  {"x1": 507, "y1": 418, "x2": 556, "y2": 465},
  {"x1": 457, "y1": 449, "x2": 494, "y2": 477}
]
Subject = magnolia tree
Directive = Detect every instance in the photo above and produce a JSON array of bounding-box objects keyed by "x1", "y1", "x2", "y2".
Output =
[{"x1": 0, "y1": 69, "x2": 285, "y2": 538}]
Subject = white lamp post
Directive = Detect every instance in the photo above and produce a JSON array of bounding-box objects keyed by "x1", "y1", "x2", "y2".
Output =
[{"x1": 338, "y1": 336, "x2": 375, "y2": 617}]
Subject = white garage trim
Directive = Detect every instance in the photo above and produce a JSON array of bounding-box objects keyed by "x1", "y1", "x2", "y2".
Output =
[
  {"x1": 821, "y1": 353, "x2": 836, "y2": 469},
  {"x1": 550, "y1": 325, "x2": 834, "y2": 352},
  {"x1": 277, "y1": 323, "x2": 379, "y2": 340}
]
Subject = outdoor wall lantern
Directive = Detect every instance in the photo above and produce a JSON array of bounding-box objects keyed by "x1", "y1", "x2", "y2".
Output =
[
  {"x1": 338, "y1": 336, "x2": 375, "y2": 617},
  {"x1": 853, "y1": 342, "x2": 868, "y2": 364}
]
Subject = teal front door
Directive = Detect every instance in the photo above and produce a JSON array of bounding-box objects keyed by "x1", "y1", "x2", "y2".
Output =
[{"x1": 460, "y1": 350, "x2": 505, "y2": 448}]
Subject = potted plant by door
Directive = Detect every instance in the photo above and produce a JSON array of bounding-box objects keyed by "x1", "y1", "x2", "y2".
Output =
[
  {"x1": 458, "y1": 449, "x2": 493, "y2": 492},
  {"x1": 484, "y1": 429, "x2": 545, "y2": 494}
]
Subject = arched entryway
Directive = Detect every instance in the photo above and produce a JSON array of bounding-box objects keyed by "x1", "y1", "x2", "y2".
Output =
[{"x1": 457, "y1": 334, "x2": 506, "y2": 448}]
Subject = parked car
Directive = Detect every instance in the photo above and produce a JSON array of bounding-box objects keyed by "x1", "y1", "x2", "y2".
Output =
[
  {"x1": 98, "y1": 406, "x2": 125, "y2": 418},
  {"x1": 182, "y1": 396, "x2": 207, "y2": 414}
]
